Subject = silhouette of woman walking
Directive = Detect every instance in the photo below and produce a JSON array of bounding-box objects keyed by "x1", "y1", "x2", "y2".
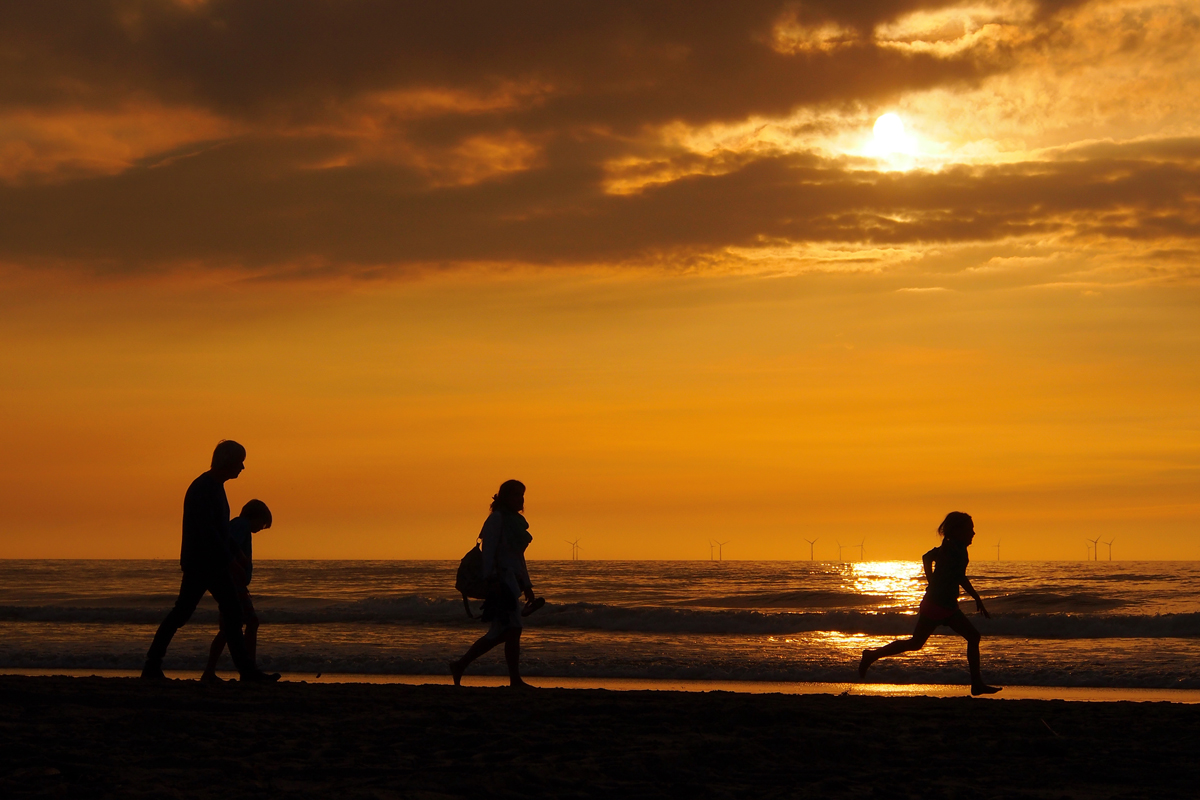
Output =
[
  {"x1": 451, "y1": 480, "x2": 541, "y2": 688},
  {"x1": 858, "y1": 512, "x2": 1001, "y2": 695}
]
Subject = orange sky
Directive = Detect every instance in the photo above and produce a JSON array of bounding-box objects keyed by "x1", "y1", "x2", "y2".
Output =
[{"x1": 1, "y1": 0, "x2": 1197, "y2": 560}]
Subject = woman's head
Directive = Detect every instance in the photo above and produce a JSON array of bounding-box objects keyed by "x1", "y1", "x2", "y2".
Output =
[
  {"x1": 491, "y1": 479, "x2": 526, "y2": 513},
  {"x1": 938, "y1": 511, "x2": 974, "y2": 544}
]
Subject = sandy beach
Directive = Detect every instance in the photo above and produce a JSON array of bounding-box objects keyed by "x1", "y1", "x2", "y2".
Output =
[{"x1": 2, "y1": 676, "x2": 1198, "y2": 799}]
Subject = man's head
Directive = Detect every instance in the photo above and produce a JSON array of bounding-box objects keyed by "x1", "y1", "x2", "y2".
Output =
[
  {"x1": 240, "y1": 499, "x2": 273, "y2": 533},
  {"x1": 210, "y1": 440, "x2": 246, "y2": 481}
]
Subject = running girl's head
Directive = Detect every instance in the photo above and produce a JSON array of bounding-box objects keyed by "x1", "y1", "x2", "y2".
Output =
[
  {"x1": 938, "y1": 511, "x2": 975, "y2": 545},
  {"x1": 491, "y1": 479, "x2": 526, "y2": 513}
]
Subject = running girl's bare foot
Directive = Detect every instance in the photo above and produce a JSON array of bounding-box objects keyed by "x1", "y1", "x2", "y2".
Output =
[
  {"x1": 509, "y1": 679, "x2": 536, "y2": 689},
  {"x1": 200, "y1": 672, "x2": 223, "y2": 685},
  {"x1": 450, "y1": 660, "x2": 465, "y2": 686},
  {"x1": 971, "y1": 684, "x2": 1002, "y2": 696},
  {"x1": 858, "y1": 649, "x2": 876, "y2": 679}
]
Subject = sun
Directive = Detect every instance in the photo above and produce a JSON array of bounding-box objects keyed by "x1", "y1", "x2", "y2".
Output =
[{"x1": 872, "y1": 113, "x2": 914, "y2": 156}]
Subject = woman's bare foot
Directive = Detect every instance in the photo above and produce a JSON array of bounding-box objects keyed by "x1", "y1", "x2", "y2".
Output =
[
  {"x1": 971, "y1": 684, "x2": 1002, "y2": 696},
  {"x1": 509, "y1": 679, "x2": 536, "y2": 689},
  {"x1": 450, "y1": 660, "x2": 465, "y2": 686},
  {"x1": 200, "y1": 672, "x2": 223, "y2": 685},
  {"x1": 858, "y1": 649, "x2": 875, "y2": 679}
]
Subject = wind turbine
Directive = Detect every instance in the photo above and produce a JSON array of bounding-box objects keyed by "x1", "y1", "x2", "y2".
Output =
[
  {"x1": 565, "y1": 539, "x2": 581, "y2": 560},
  {"x1": 994, "y1": 538, "x2": 1001, "y2": 561},
  {"x1": 804, "y1": 537, "x2": 818, "y2": 561},
  {"x1": 836, "y1": 540, "x2": 846, "y2": 562},
  {"x1": 857, "y1": 540, "x2": 865, "y2": 562},
  {"x1": 715, "y1": 541, "x2": 728, "y2": 561},
  {"x1": 1085, "y1": 539, "x2": 1095, "y2": 561},
  {"x1": 1088, "y1": 536, "x2": 1101, "y2": 561},
  {"x1": 709, "y1": 540, "x2": 716, "y2": 561},
  {"x1": 1102, "y1": 538, "x2": 1114, "y2": 561}
]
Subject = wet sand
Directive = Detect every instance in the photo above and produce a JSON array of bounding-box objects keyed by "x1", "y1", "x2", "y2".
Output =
[{"x1": 2, "y1": 675, "x2": 1197, "y2": 798}]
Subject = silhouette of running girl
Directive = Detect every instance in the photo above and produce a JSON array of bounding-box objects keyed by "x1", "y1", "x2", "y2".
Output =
[{"x1": 858, "y1": 512, "x2": 1001, "y2": 696}]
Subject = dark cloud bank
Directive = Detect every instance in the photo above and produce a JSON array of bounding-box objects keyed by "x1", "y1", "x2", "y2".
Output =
[{"x1": 1, "y1": 0, "x2": 1196, "y2": 273}]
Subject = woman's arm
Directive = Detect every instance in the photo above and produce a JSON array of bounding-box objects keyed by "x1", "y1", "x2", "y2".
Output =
[
  {"x1": 961, "y1": 576, "x2": 990, "y2": 618},
  {"x1": 922, "y1": 548, "x2": 937, "y2": 583},
  {"x1": 479, "y1": 516, "x2": 500, "y2": 580},
  {"x1": 515, "y1": 553, "x2": 534, "y2": 601}
]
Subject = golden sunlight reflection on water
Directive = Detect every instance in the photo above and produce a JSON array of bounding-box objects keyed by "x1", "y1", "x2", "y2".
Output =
[
  {"x1": 766, "y1": 631, "x2": 912, "y2": 662},
  {"x1": 844, "y1": 561, "x2": 925, "y2": 609}
]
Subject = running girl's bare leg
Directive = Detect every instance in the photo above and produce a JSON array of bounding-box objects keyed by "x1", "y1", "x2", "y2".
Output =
[
  {"x1": 945, "y1": 613, "x2": 1001, "y2": 695},
  {"x1": 859, "y1": 615, "x2": 939, "y2": 678}
]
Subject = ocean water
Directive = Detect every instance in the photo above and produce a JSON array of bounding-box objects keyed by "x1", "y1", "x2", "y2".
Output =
[{"x1": 2, "y1": 559, "x2": 1199, "y2": 688}]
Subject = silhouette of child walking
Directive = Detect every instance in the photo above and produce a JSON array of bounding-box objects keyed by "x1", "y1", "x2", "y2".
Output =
[
  {"x1": 201, "y1": 499, "x2": 273, "y2": 683},
  {"x1": 858, "y1": 512, "x2": 1001, "y2": 696},
  {"x1": 451, "y1": 480, "x2": 541, "y2": 688}
]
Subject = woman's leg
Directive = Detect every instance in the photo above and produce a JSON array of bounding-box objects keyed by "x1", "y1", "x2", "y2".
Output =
[
  {"x1": 451, "y1": 633, "x2": 503, "y2": 685},
  {"x1": 945, "y1": 614, "x2": 1001, "y2": 694},
  {"x1": 859, "y1": 615, "x2": 939, "y2": 677},
  {"x1": 504, "y1": 629, "x2": 529, "y2": 688}
]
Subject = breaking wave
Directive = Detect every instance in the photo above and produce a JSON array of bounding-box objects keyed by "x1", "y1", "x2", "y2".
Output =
[{"x1": 3, "y1": 596, "x2": 1199, "y2": 639}]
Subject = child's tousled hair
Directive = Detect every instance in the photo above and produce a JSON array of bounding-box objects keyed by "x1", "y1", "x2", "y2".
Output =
[
  {"x1": 490, "y1": 479, "x2": 526, "y2": 513},
  {"x1": 241, "y1": 498, "x2": 272, "y2": 528},
  {"x1": 938, "y1": 511, "x2": 973, "y2": 540}
]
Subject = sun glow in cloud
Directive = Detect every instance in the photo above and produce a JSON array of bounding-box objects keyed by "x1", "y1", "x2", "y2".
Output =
[{"x1": 866, "y1": 113, "x2": 919, "y2": 162}]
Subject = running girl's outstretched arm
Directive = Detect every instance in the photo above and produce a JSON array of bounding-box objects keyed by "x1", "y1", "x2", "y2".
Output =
[{"x1": 961, "y1": 576, "x2": 991, "y2": 618}]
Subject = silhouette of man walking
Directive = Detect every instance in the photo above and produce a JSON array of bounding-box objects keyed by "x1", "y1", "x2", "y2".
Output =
[{"x1": 142, "y1": 440, "x2": 277, "y2": 682}]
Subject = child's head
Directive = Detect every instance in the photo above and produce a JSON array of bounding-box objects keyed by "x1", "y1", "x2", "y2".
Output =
[
  {"x1": 240, "y1": 499, "x2": 273, "y2": 533},
  {"x1": 490, "y1": 479, "x2": 526, "y2": 513},
  {"x1": 938, "y1": 511, "x2": 974, "y2": 544}
]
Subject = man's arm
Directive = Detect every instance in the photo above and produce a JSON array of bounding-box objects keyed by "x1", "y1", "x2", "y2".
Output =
[{"x1": 205, "y1": 480, "x2": 236, "y2": 567}]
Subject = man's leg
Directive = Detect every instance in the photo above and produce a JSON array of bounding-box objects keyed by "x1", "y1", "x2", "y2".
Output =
[{"x1": 143, "y1": 572, "x2": 208, "y2": 678}]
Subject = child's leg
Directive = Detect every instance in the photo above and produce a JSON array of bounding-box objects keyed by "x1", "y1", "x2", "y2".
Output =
[
  {"x1": 859, "y1": 616, "x2": 938, "y2": 677},
  {"x1": 241, "y1": 595, "x2": 259, "y2": 665},
  {"x1": 202, "y1": 614, "x2": 228, "y2": 681},
  {"x1": 945, "y1": 614, "x2": 1000, "y2": 694},
  {"x1": 245, "y1": 621, "x2": 258, "y2": 664}
]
